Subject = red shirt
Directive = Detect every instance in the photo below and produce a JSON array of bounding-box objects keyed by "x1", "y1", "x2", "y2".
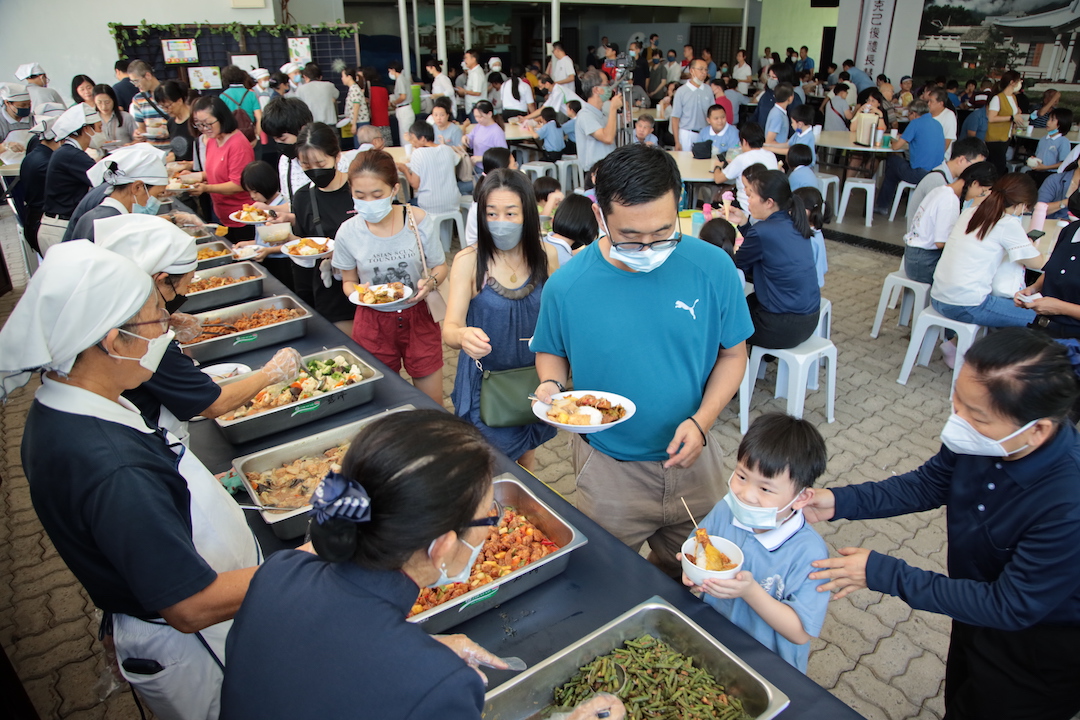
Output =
[
  {"x1": 713, "y1": 94, "x2": 734, "y2": 124},
  {"x1": 204, "y1": 131, "x2": 254, "y2": 227},
  {"x1": 369, "y1": 86, "x2": 390, "y2": 127}
]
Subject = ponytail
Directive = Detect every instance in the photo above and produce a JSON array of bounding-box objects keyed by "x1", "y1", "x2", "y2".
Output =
[
  {"x1": 965, "y1": 172, "x2": 1037, "y2": 240},
  {"x1": 957, "y1": 161, "x2": 999, "y2": 209},
  {"x1": 747, "y1": 169, "x2": 812, "y2": 238},
  {"x1": 510, "y1": 65, "x2": 523, "y2": 102}
]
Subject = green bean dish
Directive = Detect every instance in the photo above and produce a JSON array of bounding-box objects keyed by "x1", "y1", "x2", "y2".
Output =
[{"x1": 550, "y1": 634, "x2": 754, "y2": 720}]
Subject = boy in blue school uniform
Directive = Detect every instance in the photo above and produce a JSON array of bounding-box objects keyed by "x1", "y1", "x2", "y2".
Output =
[
  {"x1": 531, "y1": 106, "x2": 566, "y2": 162},
  {"x1": 697, "y1": 105, "x2": 740, "y2": 156},
  {"x1": 767, "y1": 103, "x2": 817, "y2": 164},
  {"x1": 1028, "y1": 107, "x2": 1073, "y2": 176},
  {"x1": 681, "y1": 412, "x2": 830, "y2": 673},
  {"x1": 634, "y1": 114, "x2": 659, "y2": 146}
]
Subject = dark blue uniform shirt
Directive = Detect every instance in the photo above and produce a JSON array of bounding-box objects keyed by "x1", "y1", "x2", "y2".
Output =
[
  {"x1": 123, "y1": 341, "x2": 223, "y2": 425},
  {"x1": 735, "y1": 211, "x2": 821, "y2": 315}
]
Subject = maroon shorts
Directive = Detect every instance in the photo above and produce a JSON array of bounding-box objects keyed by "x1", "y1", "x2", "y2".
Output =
[{"x1": 351, "y1": 302, "x2": 443, "y2": 379}]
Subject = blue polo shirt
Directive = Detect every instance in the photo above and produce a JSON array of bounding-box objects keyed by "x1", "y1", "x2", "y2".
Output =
[
  {"x1": 562, "y1": 117, "x2": 577, "y2": 143},
  {"x1": 734, "y1": 210, "x2": 821, "y2": 315},
  {"x1": 1034, "y1": 131, "x2": 1072, "y2": 168},
  {"x1": 765, "y1": 105, "x2": 790, "y2": 143},
  {"x1": 697, "y1": 123, "x2": 740, "y2": 155},
  {"x1": 789, "y1": 165, "x2": 818, "y2": 192},
  {"x1": 789, "y1": 127, "x2": 817, "y2": 163},
  {"x1": 531, "y1": 239, "x2": 754, "y2": 461},
  {"x1": 902, "y1": 113, "x2": 946, "y2": 171},
  {"x1": 1038, "y1": 170, "x2": 1076, "y2": 219},
  {"x1": 537, "y1": 120, "x2": 566, "y2": 152},
  {"x1": 846, "y1": 66, "x2": 874, "y2": 93},
  {"x1": 960, "y1": 107, "x2": 988, "y2": 141}
]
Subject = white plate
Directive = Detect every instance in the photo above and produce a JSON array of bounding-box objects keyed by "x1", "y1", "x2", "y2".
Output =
[
  {"x1": 201, "y1": 363, "x2": 251, "y2": 382},
  {"x1": 229, "y1": 210, "x2": 271, "y2": 225},
  {"x1": 532, "y1": 390, "x2": 636, "y2": 434},
  {"x1": 349, "y1": 283, "x2": 415, "y2": 311},
  {"x1": 232, "y1": 246, "x2": 260, "y2": 261},
  {"x1": 282, "y1": 237, "x2": 334, "y2": 262}
]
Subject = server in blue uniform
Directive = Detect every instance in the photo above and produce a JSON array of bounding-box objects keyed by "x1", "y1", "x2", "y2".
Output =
[
  {"x1": 0, "y1": 241, "x2": 264, "y2": 720},
  {"x1": 806, "y1": 328, "x2": 1080, "y2": 720},
  {"x1": 18, "y1": 102, "x2": 66, "y2": 254},
  {"x1": 220, "y1": 410, "x2": 625, "y2": 720}
]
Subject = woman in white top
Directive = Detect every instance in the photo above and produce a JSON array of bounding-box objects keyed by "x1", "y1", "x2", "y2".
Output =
[
  {"x1": 904, "y1": 161, "x2": 998, "y2": 284},
  {"x1": 426, "y1": 59, "x2": 457, "y2": 113},
  {"x1": 985, "y1": 71, "x2": 1027, "y2": 175},
  {"x1": 499, "y1": 65, "x2": 535, "y2": 121},
  {"x1": 733, "y1": 49, "x2": 753, "y2": 95},
  {"x1": 931, "y1": 173, "x2": 1046, "y2": 328}
]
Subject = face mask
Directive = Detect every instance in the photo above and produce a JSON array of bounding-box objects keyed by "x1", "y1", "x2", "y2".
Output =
[
  {"x1": 608, "y1": 242, "x2": 676, "y2": 272},
  {"x1": 1048, "y1": 129, "x2": 1060, "y2": 137},
  {"x1": 108, "y1": 329, "x2": 174, "y2": 372},
  {"x1": 653, "y1": 58, "x2": 662, "y2": 65},
  {"x1": 668, "y1": 56, "x2": 676, "y2": 62},
  {"x1": 132, "y1": 185, "x2": 161, "y2": 215},
  {"x1": 767, "y1": 78, "x2": 778, "y2": 90},
  {"x1": 962, "y1": 198, "x2": 975, "y2": 211},
  {"x1": 426, "y1": 536, "x2": 485, "y2": 587},
  {"x1": 305, "y1": 167, "x2": 336, "y2": 189},
  {"x1": 940, "y1": 413, "x2": 1038, "y2": 457},
  {"x1": 629, "y1": 51, "x2": 637, "y2": 59},
  {"x1": 164, "y1": 294, "x2": 187, "y2": 313},
  {"x1": 276, "y1": 141, "x2": 298, "y2": 160},
  {"x1": 723, "y1": 486, "x2": 802, "y2": 530},
  {"x1": 599, "y1": 86, "x2": 614, "y2": 102},
  {"x1": 491, "y1": 65, "x2": 502, "y2": 73},
  {"x1": 353, "y1": 196, "x2": 394, "y2": 223},
  {"x1": 461, "y1": 61, "x2": 468, "y2": 70},
  {"x1": 388, "y1": 72, "x2": 397, "y2": 81},
  {"x1": 488, "y1": 220, "x2": 523, "y2": 250},
  {"x1": 258, "y1": 80, "x2": 270, "y2": 89},
  {"x1": 15, "y1": 106, "x2": 31, "y2": 118},
  {"x1": 291, "y1": 74, "x2": 303, "y2": 84}
]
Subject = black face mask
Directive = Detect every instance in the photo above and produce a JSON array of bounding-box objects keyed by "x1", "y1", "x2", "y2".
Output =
[
  {"x1": 305, "y1": 167, "x2": 336, "y2": 189},
  {"x1": 277, "y1": 142, "x2": 298, "y2": 160},
  {"x1": 164, "y1": 294, "x2": 187, "y2": 313}
]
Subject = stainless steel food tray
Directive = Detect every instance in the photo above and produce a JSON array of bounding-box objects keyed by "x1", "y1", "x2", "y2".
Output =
[
  {"x1": 196, "y1": 240, "x2": 236, "y2": 270},
  {"x1": 214, "y1": 348, "x2": 383, "y2": 444},
  {"x1": 484, "y1": 597, "x2": 790, "y2": 720},
  {"x1": 184, "y1": 262, "x2": 266, "y2": 313},
  {"x1": 181, "y1": 296, "x2": 311, "y2": 363},
  {"x1": 408, "y1": 474, "x2": 588, "y2": 635},
  {"x1": 232, "y1": 405, "x2": 416, "y2": 539}
]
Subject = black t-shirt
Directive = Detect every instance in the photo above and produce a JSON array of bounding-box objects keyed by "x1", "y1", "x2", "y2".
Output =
[
  {"x1": 292, "y1": 183, "x2": 357, "y2": 323},
  {"x1": 113, "y1": 78, "x2": 138, "y2": 112},
  {"x1": 168, "y1": 117, "x2": 195, "y2": 162},
  {"x1": 19, "y1": 143, "x2": 53, "y2": 210},
  {"x1": 43, "y1": 143, "x2": 95, "y2": 218},
  {"x1": 124, "y1": 341, "x2": 223, "y2": 425},
  {"x1": 22, "y1": 401, "x2": 217, "y2": 617}
]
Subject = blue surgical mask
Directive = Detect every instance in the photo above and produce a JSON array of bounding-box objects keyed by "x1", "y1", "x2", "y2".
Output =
[
  {"x1": 600, "y1": 86, "x2": 614, "y2": 102},
  {"x1": 487, "y1": 220, "x2": 523, "y2": 251},
  {"x1": 600, "y1": 211, "x2": 678, "y2": 273},
  {"x1": 353, "y1": 196, "x2": 394, "y2": 223},
  {"x1": 767, "y1": 77, "x2": 778, "y2": 90},
  {"x1": 426, "y1": 536, "x2": 485, "y2": 587},
  {"x1": 723, "y1": 486, "x2": 802, "y2": 530},
  {"x1": 133, "y1": 185, "x2": 161, "y2": 215},
  {"x1": 1048, "y1": 129, "x2": 1060, "y2": 137}
]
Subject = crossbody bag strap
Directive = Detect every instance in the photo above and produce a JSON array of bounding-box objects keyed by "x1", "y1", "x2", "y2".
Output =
[
  {"x1": 405, "y1": 205, "x2": 431, "y2": 280},
  {"x1": 307, "y1": 183, "x2": 325, "y2": 237}
]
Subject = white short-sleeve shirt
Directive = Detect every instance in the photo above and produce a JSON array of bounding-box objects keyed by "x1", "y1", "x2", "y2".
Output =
[
  {"x1": 723, "y1": 147, "x2": 779, "y2": 210},
  {"x1": 552, "y1": 55, "x2": 575, "y2": 85},
  {"x1": 931, "y1": 209, "x2": 1040, "y2": 306},
  {"x1": 933, "y1": 109, "x2": 958, "y2": 142},
  {"x1": 500, "y1": 80, "x2": 535, "y2": 113},
  {"x1": 904, "y1": 184, "x2": 960, "y2": 251}
]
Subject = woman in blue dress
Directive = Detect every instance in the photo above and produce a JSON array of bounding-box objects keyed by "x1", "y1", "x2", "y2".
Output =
[{"x1": 444, "y1": 169, "x2": 561, "y2": 470}]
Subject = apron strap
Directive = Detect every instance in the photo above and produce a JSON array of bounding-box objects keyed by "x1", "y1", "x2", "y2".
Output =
[{"x1": 195, "y1": 630, "x2": 226, "y2": 672}]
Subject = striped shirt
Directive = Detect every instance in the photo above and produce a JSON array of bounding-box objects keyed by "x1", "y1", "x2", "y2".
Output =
[
  {"x1": 408, "y1": 144, "x2": 460, "y2": 213},
  {"x1": 129, "y1": 92, "x2": 171, "y2": 149}
]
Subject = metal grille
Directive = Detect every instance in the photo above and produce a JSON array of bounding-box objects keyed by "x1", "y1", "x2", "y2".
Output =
[{"x1": 689, "y1": 26, "x2": 755, "y2": 66}]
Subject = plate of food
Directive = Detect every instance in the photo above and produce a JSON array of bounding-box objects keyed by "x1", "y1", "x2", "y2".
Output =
[
  {"x1": 200, "y1": 363, "x2": 251, "y2": 382},
  {"x1": 533, "y1": 391, "x2": 635, "y2": 434},
  {"x1": 282, "y1": 237, "x2": 334, "y2": 262},
  {"x1": 349, "y1": 282, "x2": 414, "y2": 310},
  {"x1": 229, "y1": 205, "x2": 271, "y2": 225},
  {"x1": 232, "y1": 245, "x2": 261, "y2": 261}
]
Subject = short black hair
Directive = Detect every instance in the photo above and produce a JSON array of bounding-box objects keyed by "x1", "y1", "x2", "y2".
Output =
[
  {"x1": 191, "y1": 95, "x2": 238, "y2": 134},
  {"x1": 739, "y1": 122, "x2": 765, "y2": 148},
  {"x1": 409, "y1": 120, "x2": 434, "y2": 143},
  {"x1": 240, "y1": 160, "x2": 280, "y2": 199},
  {"x1": 737, "y1": 412, "x2": 827, "y2": 491},
  {"x1": 787, "y1": 143, "x2": 813, "y2": 170},
  {"x1": 698, "y1": 218, "x2": 736, "y2": 259},
  {"x1": 221, "y1": 65, "x2": 249, "y2": 86},
  {"x1": 432, "y1": 96, "x2": 453, "y2": 114},
  {"x1": 566, "y1": 100, "x2": 581, "y2": 114},
  {"x1": 487, "y1": 72, "x2": 503, "y2": 85},
  {"x1": 789, "y1": 103, "x2": 814, "y2": 127},
  {"x1": 551, "y1": 194, "x2": 599, "y2": 248},
  {"x1": 540, "y1": 106, "x2": 558, "y2": 124},
  {"x1": 115, "y1": 59, "x2": 131, "y2": 74},
  {"x1": 594, "y1": 144, "x2": 681, "y2": 215},
  {"x1": 296, "y1": 122, "x2": 342, "y2": 162},
  {"x1": 833, "y1": 82, "x2": 850, "y2": 95},
  {"x1": 262, "y1": 96, "x2": 314, "y2": 138},
  {"x1": 950, "y1": 136, "x2": 989, "y2": 162},
  {"x1": 533, "y1": 175, "x2": 561, "y2": 202},
  {"x1": 706, "y1": 104, "x2": 727, "y2": 119},
  {"x1": 946, "y1": 79, "x2": 958, "y2": 90},
  {"x1": 1052, "y1": 106, "x2": 1074, "y2": 134},
  {"x1": 388, "y1": 60, "x2": 403, "y2": 72},
  {"x1": 302, "y1": 64, "x2": 322, "y2": 81}
]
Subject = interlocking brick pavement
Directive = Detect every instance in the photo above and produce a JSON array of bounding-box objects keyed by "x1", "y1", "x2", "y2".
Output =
[{"x1": 0, "y1": 209, "x2": 971, "y2": 718}]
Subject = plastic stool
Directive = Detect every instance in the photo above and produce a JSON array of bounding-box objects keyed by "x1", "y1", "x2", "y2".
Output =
[
  {"x1": 871, "y1": 266, "x2": 931, "y2": 338},
  {"x1": 889, "y1": 180, "x2": 917, "y2": 222},
  {"x1": 426, "y1": 209, "x2": 467, "y2": 253},
  {"x1": 740, "y1": 336, "x2": 837, "y2": 433},
  {"x1": 555, "y1": 157, "x2": 584, "y2": 193},
  {"x1": 815, "y1": 172, "x2": 839, "y2": 211},
  {"x1": 897, "y1": 306, "x2": 986, "y2": 391},
  {"x1": 838, "y1": 178, "x2": 876, "y2": 227},
  {"x1": 521, "y1": 162, "x2": 558, "y2": 182},
  {"x1": 775, "y1": 298, "x2": 832, "y2": 396}
]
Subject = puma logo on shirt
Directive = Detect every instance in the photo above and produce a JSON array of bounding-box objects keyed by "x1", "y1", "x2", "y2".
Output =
[{"x1": 675, "y1": 299, "x2": 700, "y2": 319}]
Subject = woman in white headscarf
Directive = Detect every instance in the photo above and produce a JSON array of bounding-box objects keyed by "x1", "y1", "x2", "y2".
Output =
[
  {"x1": 95, "y1": 214, "x2": 302, "y2": 440},
  {"x1": 64, "y1": 143, "x2": 171, "y2": 242},
  {"x1": 38, "y1": 103, "x2": 101, "y2": 255},
  {"x1": 0, "y1": 240, "x2": 264, "y2": 720}
]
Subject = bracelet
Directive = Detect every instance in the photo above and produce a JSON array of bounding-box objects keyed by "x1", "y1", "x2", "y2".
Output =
[
  {"x1": 688, "y1": 416, "x2": 708, "y2": 447},
  {"x1": 539, "y1": 379, "x2": 565, "y2": 392}
]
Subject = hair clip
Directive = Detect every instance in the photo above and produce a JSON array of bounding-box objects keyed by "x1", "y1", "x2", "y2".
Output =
[{"x1": 311, "y1": 471, "x2": 372, "y2": 525}]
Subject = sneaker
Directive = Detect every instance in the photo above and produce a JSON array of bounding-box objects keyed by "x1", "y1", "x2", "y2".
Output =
[{"x1": 940, "y1": 339, "x2": 957, "y2": 369}]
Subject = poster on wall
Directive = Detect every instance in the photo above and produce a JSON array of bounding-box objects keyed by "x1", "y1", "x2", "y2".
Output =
[
  {"x1": 288, "y1": 38, "x2": 312, "y2": 65},
  {"x1": 855, "y1": 0, "x2": 896, "y2": 80},
  {"x1": 230, "y1": 54, "x2": 260, "y2": 72},
  {"x1": 188, "y1": 66, "x2": 222, "y2": 90},
  {"x1": 162, "y1": 39, "x2": 199, "y2": 65}
]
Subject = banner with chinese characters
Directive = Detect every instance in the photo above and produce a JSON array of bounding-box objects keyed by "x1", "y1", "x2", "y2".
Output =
[{"x1": 856, "y1": 0, "x2": 896, "y2": 79}]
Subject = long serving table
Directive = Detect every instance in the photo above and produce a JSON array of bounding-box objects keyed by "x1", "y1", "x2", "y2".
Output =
[
  {"x1": 186, "y1": 271, "x2": 862, "y2": 719},
  {"x1": 815, "y1": 130, "x2": 901, "y2": 191}
]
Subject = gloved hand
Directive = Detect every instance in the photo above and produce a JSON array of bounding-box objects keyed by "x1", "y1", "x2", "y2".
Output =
[
  {"x1": 565, "y1": 694, "x2": 626, "y2": 720},
  {"x1": 260, "y1": 347, "x2": 303, "y2": 385},
  {"x1": 433, "y1": 634, "x2": 510, "y2": 685},
  {"x1": 319, "y1": 258, "x2": 334, "y2": 289},
  {"x1": 169, "y1": 313, "x2": 202, "y2": 344}
]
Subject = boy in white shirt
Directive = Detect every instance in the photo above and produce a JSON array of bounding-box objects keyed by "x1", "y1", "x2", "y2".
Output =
[
  {"x1": 397, "y1": 121, "x2": 460, "y2": 248},
  {"x1": 712, "y1": 123, "x2": 779, "y2": 211}
]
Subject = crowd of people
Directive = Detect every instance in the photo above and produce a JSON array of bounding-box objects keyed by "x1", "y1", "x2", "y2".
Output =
[{"x1": 0, "y1": 38, "x2": 1079, "y2": 720}]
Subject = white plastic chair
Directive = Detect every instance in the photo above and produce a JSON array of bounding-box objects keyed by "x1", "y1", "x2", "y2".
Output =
[
  {"x1": 871, "y1": 265, "x2": 931, "y2": 338},
  {"x1": 815, "y1": 172, "x2": 839, "y2": 212},
  {"x1": 740, "y1": 336, "x2": 837, "y2": 434},
  {"x1": 521, "y1": 161, "x2": 558, "y2": 182},
  {"x1": 555, "y1": 157, "x2": 584, "y2": 194},
  {"x1": 889, "y1": 180, "x2": 917, "y2": 222},
  {"x1": 897, "y1": 306, "x2": 986, "y2": 392},
  {"x1": 426, "y1": 209, "x2": 466, "y2": 253},
  {"x1": 837, "y1": 178, "x2": 876, "y2": 227}
]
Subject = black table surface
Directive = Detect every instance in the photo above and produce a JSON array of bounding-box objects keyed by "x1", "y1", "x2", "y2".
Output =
[{"x1": 187, "y1": 272, "x2": 862, "y2": 719}]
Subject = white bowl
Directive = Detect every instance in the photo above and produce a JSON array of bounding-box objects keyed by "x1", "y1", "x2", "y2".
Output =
[
  {"x1": 200, "y1": 363, "x2": 251, "y2": 382},
  {"x1": 681, "y1": 534, "x2": 744, "y2": 585},
  {"x1": 282, "y1": 237, "x2": 334, "y2": 263},
  {"x1": 256, "y1": 223, "x2": 292, "y2": 245},
  {"x1": 232, "y1": 246, "x2": 260, "y2": 261},
  {"x1": 532, "y1": 391, "x2": 636, "y2": 434}
]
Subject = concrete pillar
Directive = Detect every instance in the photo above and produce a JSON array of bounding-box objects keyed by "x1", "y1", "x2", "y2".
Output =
[
  {"x1": 463, "y1": 0, "x2": 472, "y2": 51},
  {"x1": 1047, "y1": 34, "x2": 1062, "y2": 81},
  {"x1": 741, "y1": 0, "x2": 749, "y2": 50},
  {"x1": 435, "y1": 0, "x2": 448, "y2": 68},
  {"x1": 398, "y1": 0, "x2": 411, "y2": 86},
  {"x1": 412, "y1": 0, "x2": 422, "y2": 70},
  {"x1": 551, "y1": 0, "x2": 561, "y2": 44},
  {"x1": 1063, "y1": 31, "x2": 1077, "y2": 81}
]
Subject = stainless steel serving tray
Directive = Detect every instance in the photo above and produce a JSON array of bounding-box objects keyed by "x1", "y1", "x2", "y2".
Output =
[
  {"x1": 184, "y1": 262, "x2": 266, "y2": 314},
  {"x1": 484, "y1": 597, "x2": 790, "y2": 720},
  {"x1": 408, "y1": 474, "x2": 588, "y2": 635},
  {"x1": 181, "y1": 296, "x2": 311, "y2": 363},
  {"x1": 196, "y1": 240, "x2": 236, "y2": 270},
  {"x1": 232, "y1": 405, "x2": 416, "y2": 539},
  {"x1": 214, "y1": 348, "x2": 383, "y2": 444}
]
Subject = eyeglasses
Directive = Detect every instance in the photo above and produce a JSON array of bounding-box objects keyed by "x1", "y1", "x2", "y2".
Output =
[
  {"x1": 123, "y1": 307, "x2": 171, "y2": 333},
  {"x1": 610, "y1": 231, "x2": 683, "y2": 253},
  {"x1": 193, "y1": 119, "x2": 219, "y2": 130},
  {"x1": 466, "y1": 499, "x2": 504, "y2": 527}
]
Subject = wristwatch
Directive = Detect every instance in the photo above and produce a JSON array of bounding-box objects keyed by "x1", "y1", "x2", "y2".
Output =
[{"x1": 539, "y1": 379, "x2": 566, "y2": 392}]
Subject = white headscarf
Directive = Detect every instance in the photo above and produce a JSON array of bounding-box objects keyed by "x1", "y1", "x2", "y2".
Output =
[
  {"x1": 14, "y1": 63, "x2": 44, "y2": 81},
  {"x1": 0, "y1": 82, "x2": 30, "y2": 103},
  {"x1": 280, "y1": 62, "x2": 301, "y2": 76},
  {"x1": 249, "y1": 68, "x2": 270, "y2": 82},
  {"x1": 52, "y1": 104, "x2": 101, "y2": 141},
  {"x1": 30, "y1": 101, "x2": 65, "y2": 140},
  {"x1": 0, "y1": 240, "x2": 152, "y2": 398},
  {"x1": 95, "y1": 215, "x2": 198, "y2": 275},
  {"x1": 87, "y1": 144, "x2": 168, "y2": 187}
]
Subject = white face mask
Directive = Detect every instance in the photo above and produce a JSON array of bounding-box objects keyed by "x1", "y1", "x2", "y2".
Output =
[
  {"x1": 723, "y1": 483, "x2": 803, "y2": 530},
  {"x1": 599, "y1": 210, "x2": 679, "y2": 273},
  {"x1": 107, "y1": 329, "x2": 174, "y2": 372},
  {"x1": 353, "y1": 196, "x2": 394, "y2": 223},
  {"x1": 940, "y1": 412, "x2": 1039, "y2": 457},
  {"x1": 425, "y1": 535, "x2": 484, "y2": 587}
]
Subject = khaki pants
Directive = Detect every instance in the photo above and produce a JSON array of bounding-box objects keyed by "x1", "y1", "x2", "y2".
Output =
[
  {"x1": 37, "y1": 214, "x2": 69, "y2": 256},
  {"x1": 572, "y1": 434, "x2": 728, "y2": 577}
]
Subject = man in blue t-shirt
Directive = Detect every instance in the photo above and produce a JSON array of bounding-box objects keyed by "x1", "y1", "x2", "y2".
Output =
[
  {"x1": 531, "y1": 144, "x2": 754, "y2": 578},
  {"x1": 876, "y1": 100, "x2": 945, "y2": 215}
]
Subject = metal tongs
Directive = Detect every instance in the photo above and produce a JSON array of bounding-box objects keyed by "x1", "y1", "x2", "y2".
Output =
[{"x1": 198, "y1": 322, "x2": 239, "y2": 336}]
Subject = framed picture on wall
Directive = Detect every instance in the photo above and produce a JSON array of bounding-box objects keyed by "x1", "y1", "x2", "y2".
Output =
[
  {"x1": 288, "y1": 37, "x2": 312, "y2": 65},
  {"x1": 188, "y1": 66, "x2": 223, "y2": 90},
  {"x1": 162, "y1": 39, "x2": 199, "y2": 65},
  {"x1": 229, "y1": 54, "x2": 260, "y2": 72}
]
